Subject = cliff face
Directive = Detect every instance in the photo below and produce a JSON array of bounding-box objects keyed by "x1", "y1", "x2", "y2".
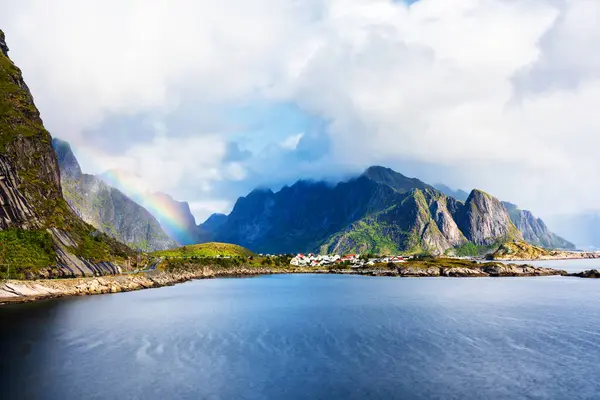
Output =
[
  {"x1": 502, "y1": 202, "x2": 575, "y2": 250},
  {"x1": 0, "y1": 30, "x2": 63, "y2": 230},
  {"x1": 0, "y1": 29, "x2": 133, "y2": 279},
  {"x1": 455, "y1": 190, "x2": 522, "y2": 246},
  {"x1": 53, "y1": 139, "x2": 177, "y2": 251},
  {"x1": 142, "y1": 192, "x2": 203, "y2": 245},
  {"x1": 208, "y1": 167, "x2": 522, "y2": 255}
]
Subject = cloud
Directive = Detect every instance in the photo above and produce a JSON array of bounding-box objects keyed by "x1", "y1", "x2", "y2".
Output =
[{"x1": 2, "y1": 0, "x2": 600, "y2": 221}]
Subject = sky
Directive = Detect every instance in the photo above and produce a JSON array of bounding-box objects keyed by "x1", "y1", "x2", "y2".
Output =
[{"x1": 1, "y1": 0, "x2": 600, "y2": 223}]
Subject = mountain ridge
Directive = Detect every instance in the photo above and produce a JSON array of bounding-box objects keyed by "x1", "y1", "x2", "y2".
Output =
[
  {"x1": 204, "y1": 167, "x2": 524, "y2": 255},
  {"x1": 53, "y1": 138, "x2": 177, "y2": 251}
]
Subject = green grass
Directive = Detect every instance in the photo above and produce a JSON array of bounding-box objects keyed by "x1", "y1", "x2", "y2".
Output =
[
  {"x1": 152, "y1": 242, "x2": 255, "y2": 258},
  {"x1": 489, "y1": 241, "x2": 552, "y2": 260},
  {"x1": 398, "y1": 256, "x2": 501, "y2": 270},
  {"x1": 0, "y1": 229, "x2": 56, "y2": 279},
  {"x1": 448, "y1": 242, "x2": 498, "y2": 257}
]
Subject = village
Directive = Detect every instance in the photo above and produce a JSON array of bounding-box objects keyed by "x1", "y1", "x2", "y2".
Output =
[{"x1": 289, "y1": 253, "x2": 410, "y2": 268}]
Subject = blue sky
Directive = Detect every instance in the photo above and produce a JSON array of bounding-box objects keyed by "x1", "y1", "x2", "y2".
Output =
[{"x1": 2, "y1": 0, "x2": 600, "y2": 222}]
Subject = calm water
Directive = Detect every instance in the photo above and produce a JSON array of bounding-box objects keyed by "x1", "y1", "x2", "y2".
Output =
[{"x1": 2, "y1": 273, "x2": 600, "y2": 400}]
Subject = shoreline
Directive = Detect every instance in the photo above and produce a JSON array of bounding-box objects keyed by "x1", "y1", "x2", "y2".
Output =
[
  {"x1": 0, "y1": 262, "x2": 572, "y2": 305},
  {"x1": 492, "y1": 252, "x2": 600, "y2": 262}
]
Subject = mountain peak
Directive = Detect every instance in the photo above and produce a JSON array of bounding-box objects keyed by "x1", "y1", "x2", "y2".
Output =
[
  {"x1": 361, "y1": 165, "x2": 433, "y2": 194},
  {"x1": 52, "y1": 138, "x2": 82, "y2": 178}
]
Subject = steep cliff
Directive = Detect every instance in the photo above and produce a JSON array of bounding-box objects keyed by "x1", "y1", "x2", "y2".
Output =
[
  {"x1": 502, "y1": 202, "x2": 575, "y2": 250},
  {"x1": 53, "y1": 139, "x2": 177, "y2": 251},
  {"x1": 454, "y1": 190, "x2": 522, "y2": 246},
  {"x1": 0, "y1": 30, "x2": 133, "y2": 279}
]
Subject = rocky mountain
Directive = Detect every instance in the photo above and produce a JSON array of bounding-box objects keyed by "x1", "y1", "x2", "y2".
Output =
[
  {"x1": 0, "y1": 29, "x2": 133, "y2": 278},
  {"x1": 205, "y1": 166, "x2": 522, "y2": 255},
  {"x1": 538, "y1": 213, "x2": 599, "y2": 250},
  {"x1": 501, "y1": 202, "x2": 575, "y2": 250},
  {"x1": 433, "y1": 182, "x2": 574, "y2": 250},
  {"x1": 142, "y1": 192, "x2": 205, "y2": 245},
  {"x1": 52, "y1": 139, "x2": 177, "y2": 251},
  {"x1": 99, "y1": 170, "x2": 202, "y2": 245}
]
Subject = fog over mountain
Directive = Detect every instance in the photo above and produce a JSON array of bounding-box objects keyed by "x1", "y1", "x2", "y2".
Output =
[{"x1": 2, "y1": 1, "x2": 599, "y2": 222}]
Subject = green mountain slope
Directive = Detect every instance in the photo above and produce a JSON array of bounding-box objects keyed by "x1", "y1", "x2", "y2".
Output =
[{"x1": 0, "y1": 30, "x2": 133, "y2": 279}]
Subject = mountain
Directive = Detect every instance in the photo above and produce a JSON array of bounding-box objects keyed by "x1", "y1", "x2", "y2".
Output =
[
  {"x1": 433, "y1": 182, "x2": 573, "y2": 250},
  {"x1": 141, "y1": 192, "x2": 204, "y2": 245},
  {"x1": 53, "y1": 139, "x2": 177, "y2": 251},
  {"x1": 206, "y1": 166, "x2": 522, "y2": 255},
  {"x1": 543, "y1": 213, "x2": 600, "y2": 250},
  {"x1": 434, "y1": 184, "x2": 470, "y2": 202},
  {"x1": 99, "y1": 170, "x2": 202, "y2": 245},
  {"x1": 200, "y1": 213, "x2": 228, "y2": 232},
  {"x1": 501, "y1": 202, "x2": 575, "y2": 250},
  {"x1": 0, "y1": 30, "x2": 132, "y2": 278}
]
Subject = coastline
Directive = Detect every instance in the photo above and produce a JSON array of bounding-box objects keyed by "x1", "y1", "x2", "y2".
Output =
[
  {"x1": 492, "y1": 251, "x2": 600, "y2": 262},
  {"x1": 0, "y1": 262, "x2": 571, "y2": 305}
]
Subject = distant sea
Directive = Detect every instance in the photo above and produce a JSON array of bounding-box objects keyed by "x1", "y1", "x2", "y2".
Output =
[{"x1": 2, "y1": 266, "x2": 600, "y2": 399}]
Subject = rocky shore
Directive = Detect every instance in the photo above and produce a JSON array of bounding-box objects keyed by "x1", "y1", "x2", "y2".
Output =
[
  {"x1": 319, "y1": 263, "x2": 566, "y2": 277},
  {"x1": 0, "y1": 262, "x2": 571, "y2": 305},
  {"x1": 0, "y1": 266, "x2": 296, "y2": 305},
  {"x1": 569, "y1": 269, "x2": 600, "y2": 278}
]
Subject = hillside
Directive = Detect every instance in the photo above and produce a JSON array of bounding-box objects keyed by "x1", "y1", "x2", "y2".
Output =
[
  {"x1": 502, "y1": 202, "x2": 575, "y2": 250},
  {"x1": 53, "y1": 139, "x2": 177, "y2": 251},
  {"x1": 0, "y1": 29, "x2": 133, "y2": 278},
  {"x1": 152, "y1": 242, "x2": 255, "y2": 258},
  {"x1": 490, "y1": 241, "x2": 554, "y2": 260},
  {"x1": 205, "y1": 167, "x2": 522, "y2": 255}
]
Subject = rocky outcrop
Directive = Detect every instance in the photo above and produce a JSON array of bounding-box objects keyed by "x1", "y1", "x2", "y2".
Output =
[
  {"x1": 324, "y1": 263, "x2": 565, "y2": 277},
  {"x1": 502, "y1": 202, "x2": 575, "y2": 250},
  {"x1": 0, "y1": 155, "x2": 38, "y2": 229},
  {"x1": 490, "y1": 240, "x2": 600, "y2": 260},
  {"x1": 455, "y1": 190, "x2": 522, "y2": 246},
  {"x1": 570, "y1": 269, "x2": 600, "y2": 278},
  {"x1": 53, "y1": 139, "x2": 177, "y2": 251}
]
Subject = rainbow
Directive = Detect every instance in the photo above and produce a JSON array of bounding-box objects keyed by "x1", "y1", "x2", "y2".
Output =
[{"x1": 101, "y1": 169, "x2": 195, "y2": 243}]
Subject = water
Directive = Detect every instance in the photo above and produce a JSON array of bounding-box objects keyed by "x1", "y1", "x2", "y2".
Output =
[
  {"x1": 521, "y1": 258, "x2": 600, "y2": 273},
  {"x1": 2, "y1": 274, "x2": 600, "y2": 400}
]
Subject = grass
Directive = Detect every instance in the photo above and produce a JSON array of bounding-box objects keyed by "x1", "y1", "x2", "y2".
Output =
[
  {"x1": 152, "y1": 242, "x2": 255, "y2": 259},
  {"x1": 489, "y1": 241, "x2": 551, "y2": 260},
  {"x1": 396, "y1": 256, "x2": 501, "y2": 270},
  {"x1": 0, "y1": 229, "x2": 56, "y2": 279},
  {"x1": 448, "y1": 242, "x2": 498, "y2": 257}
]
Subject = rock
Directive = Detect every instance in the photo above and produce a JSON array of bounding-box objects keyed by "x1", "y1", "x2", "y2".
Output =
[
  {"x1": 570, "y1": 269, "x2": 600, "y2": 278},
  {"x1": 440, "y1": 267, "x2": 488, "y2": 277}
]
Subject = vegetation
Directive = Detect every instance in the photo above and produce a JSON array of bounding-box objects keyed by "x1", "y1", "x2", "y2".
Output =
[
  {"x1": 153, "y1": 242, "x2": 255, "y2": 259},
  {"x1": 160, "y1": 253, "x2": 294, "y2": 272},
  {"x1": 0, "y1": 229, "x2": 56, "y2": 279},
  {"x1": 489, "y1": 241, "x2": 552, "y2": 260},
  {"x1": 391, "y1": 256, "x2": 499, "y2": 270},
  {"x1": 448, "y1": 242, "x2": 498, "y2": 257}
]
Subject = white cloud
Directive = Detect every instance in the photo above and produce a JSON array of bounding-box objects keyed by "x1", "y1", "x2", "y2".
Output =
[
  {"x1": 280, "y1": 133, "x2": 304, "y2": 150},
  {"x1": 2, "y1": 0, "x2": 600, "y2": 219}
]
